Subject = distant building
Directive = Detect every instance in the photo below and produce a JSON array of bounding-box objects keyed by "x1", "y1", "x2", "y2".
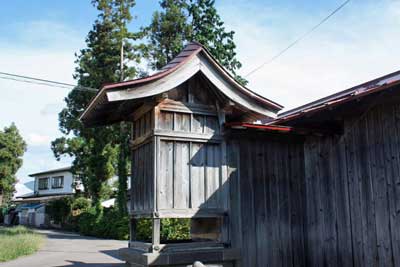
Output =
[{"x1": 14, "y1": 166, "x2": 83, "y2": 227}]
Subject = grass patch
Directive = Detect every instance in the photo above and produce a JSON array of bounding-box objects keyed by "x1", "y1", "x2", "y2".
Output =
[{"x1": 0, "y1": 226, "x2": 44, "y2": 262}]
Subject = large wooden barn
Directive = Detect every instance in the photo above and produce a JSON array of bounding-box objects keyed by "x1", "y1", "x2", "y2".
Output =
[{"x1": 81, "y1": 42, "x2": 400, "y2": 267}]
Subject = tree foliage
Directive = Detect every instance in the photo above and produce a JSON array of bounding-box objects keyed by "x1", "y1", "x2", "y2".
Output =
[
  {"x1": 144, "y1": 0, "x2": 247, "y2": 84},
  {"x1": 46, "y1": 197, "x2": 72, "y2": 224},
  {"x1": 0, "y1": 123, "x2": 26, "y2": 205},
  {"x1": 144, "y1": 0, "x2": 191, "y2": 70},
  {"x1": 52, "y1": 0, "x2": 140, "y2": 206},
  {"x1": 188, "y1": 0, "x2": 247, "y2": 84},
  {"x1": 53, "y1": 0, "x2": 246, "y2": 211}
]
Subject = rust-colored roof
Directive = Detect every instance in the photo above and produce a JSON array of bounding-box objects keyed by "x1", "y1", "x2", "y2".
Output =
[
  {"x1": 226, "y1": 122, "x2": 293, "y2": 132},
  {"x1": 101, "y1": 41, "x2": 283, "y2": 109},
  {"x1": 225, "y1": 122, "x2": 325, "y2": 135},
  {"x1": 274, "y1": 70, "x2": 400, "y2": 125},
  {"x1": 102, "y1": 43, "x2": 203, "y2": 90},
  {"x1": 80, "y1": 42, "x2": 283, "y2": 124}
]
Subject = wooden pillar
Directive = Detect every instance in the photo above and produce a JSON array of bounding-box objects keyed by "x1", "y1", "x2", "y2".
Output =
[
  {"x1": 152, "y1": 218, "x2": 161, "y2": 252},
  {"x1": 129, "y1": 218, "x2": 137, "y2": 246}
]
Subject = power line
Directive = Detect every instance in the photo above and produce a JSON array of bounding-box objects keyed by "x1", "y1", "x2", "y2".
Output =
[
  {"x1": 0, "y1": 71, "x2": 99, "y2": 92},
  {"x1": 245, "y1": 0, "x2": 351, "y2": 78}
]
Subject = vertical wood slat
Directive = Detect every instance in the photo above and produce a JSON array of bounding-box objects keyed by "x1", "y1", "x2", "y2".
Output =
[
  {"x1": 173, "y1": 142, "x2": 190, "y2": 208},
  {"x1": 205, "y1": 144, "x2": 220, "y2": 208},
  {"x1": 131, "y1": 141, "x2": 154, "y2": 212},
  {"x1": 145, "y1": 141, "x2": 154, "y2": 211},
  {"x1": 192, "y1": 115, "x2": 205, "y2": 134},
  {"x1": 159, "y1": 111, "x2": 174, "y2": 131},
  {"x1": 321, "y1": 137, "x2": 338, "y2": 267},
  {"x1": 358, "y1": 116, "x2": 377, "y2": 267},
  {"x1": 239, "y1": 139, "x2": 256, "y2": 267},
  {"x1": 158, "y1": 140, "x2": 174, "y2": 209},
  {"x1": 174, "y1": 113, "x2": 190, "y2": 132},
  {"x1": 289, "y1": 140, "x2": 305, "y2": 267},
  {"x1": 231, "y1": 137, "x2": 306, "y2": 267},
  {"x1": 156, "y1": 140, "x2": 223, "y2": 211},
  {"x1": 372, "y1": 107, "x2": 393, "y2": 267},
  {"x1": 227, "y1": 140, "x2": 242, "y2": 252},
  {"x1": 190, "y1": 143, "x2": 205, "y2": 208},
  {"x1": 334, "y1": 135, "x2": 353, "y2": 267},
  {"x1": 304, "y1": 138, "x2": 320, "y2": 266},
  {"x1": 254, "y1": 140, "x2": 267, "y2": 266},
  {"x1": 390, "y1": 105, "x2": 400, "y2": 267},
  {"x1": 382, "y1": 105, "x2": 399, "y2": 267},
  {"x1": 264, "y1": 141, "x2": 275, "y2": 267}
]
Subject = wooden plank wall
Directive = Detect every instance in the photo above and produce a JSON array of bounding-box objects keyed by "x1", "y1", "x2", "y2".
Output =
[
  {"x1": 158, "y1": 140, "x2": 224, "y2": 210},
  {"x1": 157, "y1": 110, "x2": 219, "y2": 135},
  {"x1": 131, "y1": 110, "x2": 154, "y2": 212},
  {"x1": 229, "y1": 102, "x2": 400, "y2": 267},
  {"x1": 155, "y1": 106, "x2": 224, "y2": 212},
  {"x1": 131, "y1": 141, "x2": 154, "y2": 212},
  {"x1": 227, "y1": 135, "x2": 306, "y2": 267},
  {"x1": 303, "y1": 102, "x2": 400, "y2": 267}
]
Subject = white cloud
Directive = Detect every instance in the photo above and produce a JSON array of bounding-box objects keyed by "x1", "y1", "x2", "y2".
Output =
[
  {"x1": 27, "y1": 133, "x2": 51, "y2": 146},
  {"x1": 0, "y1": 19, "x2": 78, "y2": 185},
  {"x1": 219, "y1": 0, "x2": 400, "y2": 111}
]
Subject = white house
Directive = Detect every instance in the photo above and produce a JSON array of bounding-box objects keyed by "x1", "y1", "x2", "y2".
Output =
[
  {"x1": 13, "y1": 166, "x2": 83, "y2": 227},
  {"x1": 29, "y1": 166, "x2": 83, "y2": 197}
]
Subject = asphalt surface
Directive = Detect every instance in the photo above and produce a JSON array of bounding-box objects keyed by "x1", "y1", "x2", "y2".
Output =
[{"x1": 0, "y1": 229, "x2": 127, "y2": 267}]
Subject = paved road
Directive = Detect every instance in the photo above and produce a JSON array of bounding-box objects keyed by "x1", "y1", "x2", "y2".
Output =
[{"x1": 0, "y1": 229, "x2": 127, "y2": 267}]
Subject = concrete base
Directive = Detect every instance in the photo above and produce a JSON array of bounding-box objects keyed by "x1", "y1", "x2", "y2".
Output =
[{"x1": 119, "y1": 247, "x2": 240, "y2": 267}]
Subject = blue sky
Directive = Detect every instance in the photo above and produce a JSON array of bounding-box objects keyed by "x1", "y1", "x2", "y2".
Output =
[{"x1": 1, "y1": 0, "x2": 400, "y2": 196}]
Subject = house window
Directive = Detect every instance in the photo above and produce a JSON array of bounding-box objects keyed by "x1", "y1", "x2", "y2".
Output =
[
  {"x1": 38, "y1": 178, "x2": 49, "y2": 190},
  {"x1": 52, "y1": 176, "x2": 64, "y2": 189}
]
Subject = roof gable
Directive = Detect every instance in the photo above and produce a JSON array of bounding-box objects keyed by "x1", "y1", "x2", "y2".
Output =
[{"x1": 81, "y1": 42, "x2": 283, "y2": 126}]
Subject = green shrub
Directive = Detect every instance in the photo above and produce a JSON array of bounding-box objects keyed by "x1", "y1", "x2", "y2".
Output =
[
  {"x1": 45, "y1": 197, "x2": 189, "y2": 242},
  {"x1": 135, "y1": 218, "x2": 190, "y2": 242},
  {"x1": 46, "y1": 197, "x2": 72, "y2": 224},
  {"x1": 161, "y1": 218, "x2": 190, "y2": 241},
  {"x1": 136, "y1": 218, "x2": 152, "y2": 241},
  {"x1": 77, "y1": 207, "x2": 98, "y2": 236},
  {"x1": 71, "y1": 197, "x2": 91, "y2": 211},
  {"x1": 77, "y1": 207, "x2": 129, "y2": 240}
]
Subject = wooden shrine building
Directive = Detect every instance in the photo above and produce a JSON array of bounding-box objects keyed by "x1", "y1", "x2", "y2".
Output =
[{"x1": 81, "y1": 42, "x2": 400, "y2": 267}]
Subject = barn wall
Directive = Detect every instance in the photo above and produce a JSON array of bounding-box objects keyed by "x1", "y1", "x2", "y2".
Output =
[
  {"x1": 303, "y1": 102, "x2": 400, "y2": 267},
  {"x1": 229, "y1": 102, "x2": 400, "y2": 267},
  {"x1": 227, "y1": 135, "x2": 307, "y2": 267}
]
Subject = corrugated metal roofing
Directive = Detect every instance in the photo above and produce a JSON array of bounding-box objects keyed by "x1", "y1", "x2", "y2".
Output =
[{"x1": 274, "y1": 70, "x2": 400, "y2": 124}]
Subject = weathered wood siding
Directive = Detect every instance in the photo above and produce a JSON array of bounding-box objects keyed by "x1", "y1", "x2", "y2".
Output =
[
  {"x1": 229, "y1": 102, "x2": 400, "y2": 267},
  {"x1": 131, "y1": 141, "x2": 154, "y2": 212},
  {"x1": 157, "y1": 140, "x2": 225, "y2": 211},
  {"x1": 303, "y1": 102, "x2": 400, "y2": 267},
  {"x1": 129, "y1": 75, "x2": 228, "y2": 218},
  {"x1": 130, "y1": 109, "x2": 155, "y2": 213},
  {"x1": 155, "y1": 99, "x2": 226, "y2": 214},
  {"x1": 227, "y1": 135, "x2": 306, "y2": 267}
]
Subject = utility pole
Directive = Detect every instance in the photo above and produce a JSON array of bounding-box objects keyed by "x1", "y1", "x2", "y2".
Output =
[
  {"x1": 117, "y1": 33, "x2": 128, "y2": 214},
  {"x1": 120, "y1": 38, "x2": 124, "y2": 82}
]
